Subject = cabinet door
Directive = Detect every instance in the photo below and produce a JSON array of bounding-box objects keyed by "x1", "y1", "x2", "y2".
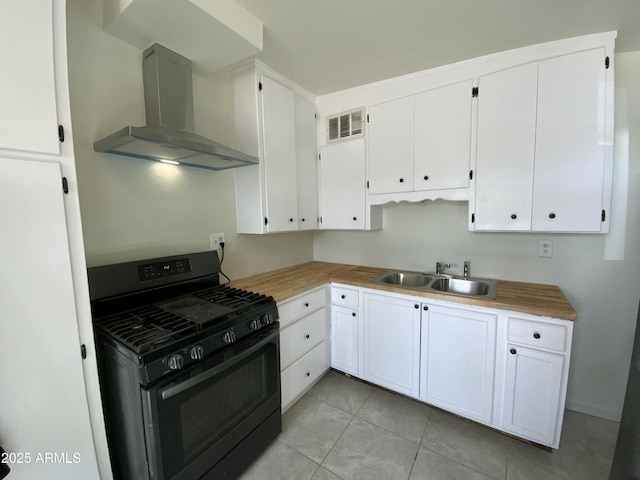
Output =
[
  {"x1": 295, "y1": 95, "x2": 319, "y2": 230},
  {"x1": 475, "y1": 63, "x2": 538, "y2": 231},
  {"x1": 319, "y1": 139, "x2": 366, "y2": 229},
  {"x1": 420, "y1": 305, "x2": 497, "y2": 423},
  {"x1": 502, "y1": 345, "x2": 564, "y2": 446},
  {"x1": 331, "y1": 305, "x2": 360, "y2": 376},
  {"x1": 363, "y1": 293, "x2": 421, "y2": 398},
  {"x1": 532, "y1": 48, "x2": 606, "y2": 232},
  {"x1": 367, "y1": 96, "x2": 414, "y2": 194},
  {"x1": 414, "y1": 80, "x2": 473, "y2": 191},
  {"x1": 261, "y1": 75, "x2": 298, "y2": 232},
  {"x1": 0, "y1": 0, "x2": 60, "y2": 155}
]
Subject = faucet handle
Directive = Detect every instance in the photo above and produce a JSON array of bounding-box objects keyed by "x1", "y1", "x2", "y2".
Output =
[
  {"x1": 463, "y1": 260, "x2": 470, "y2": 279},
  {"x1": 436, "y1": 262, "x2": 451, "y2": 274}
]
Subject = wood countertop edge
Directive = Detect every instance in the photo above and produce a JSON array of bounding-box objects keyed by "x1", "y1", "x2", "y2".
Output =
[{"x1": 229, "y1": 261, "x2": 578, "y2": 322}]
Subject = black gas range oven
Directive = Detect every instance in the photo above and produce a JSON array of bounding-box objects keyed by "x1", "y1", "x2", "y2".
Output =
[{"x1": 88, "y1": 251, "x2": 281, "y2": 480}]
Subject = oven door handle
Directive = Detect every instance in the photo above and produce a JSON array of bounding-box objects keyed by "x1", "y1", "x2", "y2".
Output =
[{"x1": 160, "y1": 328, "x2": 278, "y2": 400}]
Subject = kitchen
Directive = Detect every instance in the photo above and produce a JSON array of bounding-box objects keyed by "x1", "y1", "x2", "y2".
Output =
[{"x1": 1, "y1": 0, "x2": 640, "y2": 479}]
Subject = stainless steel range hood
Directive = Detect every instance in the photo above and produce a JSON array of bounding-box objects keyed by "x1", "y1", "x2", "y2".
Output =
[{"x1": 94, "y1": 43, "x2": 257, "y2": 171}]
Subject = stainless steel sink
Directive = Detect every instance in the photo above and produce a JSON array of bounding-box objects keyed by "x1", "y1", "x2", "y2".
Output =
[
  {"x1": 429, "y1": 278, "x2": 493, "y2": 296},
  {"x1": 372, "y1": 270, "x2": 497, "y2": 299},
  {"x1": 375, "y1": 271, "x2": 432, "y2": 287}
]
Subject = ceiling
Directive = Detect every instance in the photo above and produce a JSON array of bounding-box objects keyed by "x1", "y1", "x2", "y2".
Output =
[{"x1": 232, "y1": 0, "x2": 640, "y2": 95}]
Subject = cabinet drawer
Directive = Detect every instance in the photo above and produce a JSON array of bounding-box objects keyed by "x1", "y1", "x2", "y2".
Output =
[
  {"x1": 331, "y1": 286, "x2": 359, "y2": 308},
  {"x1": 280, "y1": 308, "x2": 326, "y2": 369},
  {"x1": 281, "y1": 341, "x2": 327, "y2": 411},
  {"x1": 508, "y1": 317, "x2": 567, "y2": 352},
  {"x1": 278, "y1": 287, "x2": 326, "y2": 328}
]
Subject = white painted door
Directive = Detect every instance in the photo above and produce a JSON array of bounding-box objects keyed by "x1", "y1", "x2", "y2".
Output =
[
  {"x1": 363, "y1": 293, "x2": 421, "y2": 398},
  {"x1": 318, "y1": 139, "x2": 366, "y2": 229},
  {"x1": 294, "y1": 95, "x2": 318, "y2": 230},
  {"x1": 414, "y1": 79, "x2": 473, "y2": 191},
  {"x1": 420, "y1": 304, "x2": 497, "y2": 424},
  {"x1": 0, "y1": 0, "x2": 60, "y2": 155},
  {"x1": 532, "y1": 48, "x2": 607, "y2": 232},
  {"x1": 474, "y1": 62, "x2": 538, "y2": 231},
  {"x1": 331, "y1": 306, "x2": 360, "y2": 376},
  {"x1": 0, "y1": 158, "x2": 100, "y2": 479},
  {"x1": 260, "y1": 75, "x2": 298, "y2": 232},
  {"x1": 502, "y1": 344, "x2": 564, "y2": 445},
  {"x1": 367, "y1": 96, "x2": 414, "y2": 194}
]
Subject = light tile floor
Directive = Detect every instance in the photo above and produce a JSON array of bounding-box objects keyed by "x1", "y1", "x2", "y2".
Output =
[{"x1": 240, "y1": 371, "x2": 619, "y2": 480}]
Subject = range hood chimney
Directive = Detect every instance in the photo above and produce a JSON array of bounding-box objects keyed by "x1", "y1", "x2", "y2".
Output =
[{"x1": 93, "y1": 43, "x2": 257, "y2": 170}]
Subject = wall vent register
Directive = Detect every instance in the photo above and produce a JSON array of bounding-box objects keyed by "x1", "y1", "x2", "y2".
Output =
[{"x1": 327, "y1": 107, "x2": 365, "y2": 142}]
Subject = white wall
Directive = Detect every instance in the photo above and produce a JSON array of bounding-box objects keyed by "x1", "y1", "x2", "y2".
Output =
[
  {"x1": 67, "y1": 0, "x2": 313, "y2": 277},
  {"x1": 314, "y1": 52, "x2": 640, "y2": 420}
]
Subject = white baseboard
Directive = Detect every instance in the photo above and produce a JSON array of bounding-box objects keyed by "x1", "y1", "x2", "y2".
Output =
[{"x1": 566, "y1": 399, "x2": 622, "y2": 422}]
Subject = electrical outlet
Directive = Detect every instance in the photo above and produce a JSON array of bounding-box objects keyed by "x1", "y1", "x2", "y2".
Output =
[
  {"x1": 209, "y1": 233, "x2": 226, "y2": 250},
  {"x1": 538, "y1": 239, "x2": 553, "y2": 258}
]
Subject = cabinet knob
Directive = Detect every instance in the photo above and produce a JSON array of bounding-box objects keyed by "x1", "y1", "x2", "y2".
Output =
[
  {"x1": 305, "y1": 372, "x2": 310, "y2": 377},
  {"x1": 423, "y1": 175, "x2": 429, "y2": 181},
  {"x1": 305, "y1": 334, "x2": 310, "y2": 339},
  {"x1": 510, "y1": 348, "x2": 517, "y2": 355},
  {"x1": 353, "y1": 216, "x2": 357, "y2": 221},
  {"x1": 352, "y1": 312, "x2": 356, "y2": 317},
  {"x1": 414, "y1": 304, "x2": 419, "y2": 309},
  {"x1": 399, "y1": 178, "x2": 404, "y2": 183},
  {"x1": 548, "y1": 213, "x2": 556, "y2": 219},
  {"x1": 533, "y1": 332, "x2": 541, "y2": 339},
  {"x1": 511, "y1": 214, "x2": 517, "y2": 220},
  {"x1": 301, "y1": 218, "x2": 306, "y2": 222},
  {"x1": 304, "y1": 302, "x2": 309, "y2": 307},
  {"x1": 289, "y1": 218, "x2": 294, "y2": 222},
  {"x1": 423, "y1": 305, "x2": 429, "y2": 311},
  {"x1": 341, "y1": 294, "x2": 346, "y2": 299}
]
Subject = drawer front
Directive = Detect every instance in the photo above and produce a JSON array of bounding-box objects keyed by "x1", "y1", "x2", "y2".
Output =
[
  {"x1": 281, "y1": 341, "x2": 328, "y2": 411},
  {"x1": 331, "y1": 286, "x2": 359, "y2": 308},
  {"x1": 280, "y1": 308, "x2": 326, "y2": 369},
  {"x1": 278, "y1": 287, "x2": 326, "y2": 328},
  {"x1": 508, "y1": 317, "x2": 567, "y2": 352}
]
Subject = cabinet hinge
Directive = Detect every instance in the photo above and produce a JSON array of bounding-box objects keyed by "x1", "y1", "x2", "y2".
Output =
[
  {"x1": 80, "y1": 344, "x2": 87, "y2": 359},
  {"x1": 62, "y1": 177, "x2": 69, "y2": 194},
  {"x1": 315, "y1": 113, "x2": 318, "y2": 119},
  {"x1": 258, "y1": 81, "x2": 263, "y2": 92},
  {"x1": 605, "y1": 56, "x2": 610, "y2": 69},
  {"x1": 264, "y1": 217, "x2": 268, "y2": 225},
  {"x1": 472, "y1": 87, "x2": 479, "y2": 98},
  {"x1": 318, "y1": 153, "x2": 321, "y2": 161},
  {"x1": 367, "y1": 114, "x2": 370, "y2": 123},
  {"x1": 319, "y1": 216, "x2": 323, "y2": 224},
  {"x1": 471, "y1": 213, "x2": 475, "y2": 223},
  {"x1": 366, "y1": 180, "x2": 369, "y2": 189},
  {"x1": 58, "y1": 125, "x2": 65, "y2": 143},
  {"x1": 601, "y1": 209, "x2": 606, "y2": 221},
  {"x1": 469, "y1": 170, "x2": 473, "y2": 180}
]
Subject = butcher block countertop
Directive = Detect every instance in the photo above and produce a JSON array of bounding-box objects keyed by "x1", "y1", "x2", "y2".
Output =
[{"x1": 229, "y1": 261, "x2": 578, "y2": 321}]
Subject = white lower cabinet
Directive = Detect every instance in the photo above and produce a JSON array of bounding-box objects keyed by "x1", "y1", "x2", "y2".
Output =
[
  {"x1": 363, "y1": 292, "x2": 421, "y2": 398},
  {"x1": 278, "y1": 286, "x2": 330, "y2": 412},
  {"x1": 420, "y1": 304, "x2": 497, "y2": 424},
  {"x1": 501, "y1": 314, "x2": 572, "y2": 447},
  {"x1": 326, "y1": 284, "x2": 573, "y2": 448}
]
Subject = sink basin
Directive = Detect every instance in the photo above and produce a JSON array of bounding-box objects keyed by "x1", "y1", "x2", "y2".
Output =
[
  {"x1": 429, "y1": 278, "x2": 493, "y2": 296},
  {"x1": 372, "y1": 270, "x2": 497, "y2": 299},
  {"x1": 375, "y1": 271, "x2": 432, "y2": 287}
]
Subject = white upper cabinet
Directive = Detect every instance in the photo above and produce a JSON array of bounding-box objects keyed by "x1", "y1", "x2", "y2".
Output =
[
  {"x1": 367, "y1": 80, "x2": 473, "y2": 198},
  {"x1": 0, "y1": 0, "x2": 60, "y2": 155},
  {"x1": 475, "y1": 63, "x2": 538, "y2": 231},
  {"x1": 532, "y1": 49, "x2": 607, "y2": 232},
  {"x1": 473, "y1": 47, "x2": 612, "y2": 233},
  {"x1": 367, "y1": 96, "x2": 414, "y2": 194},
  {"x1": 413, "y1": 80, "x2": 473, "y2": 192},
  {"x1": 318, "y1": 139, "x2": 366, "y2": 229},
  {"x1": 295, "y1": 95, "x2": 319, "y2": 230},
  {"x1": 232, "y1": 61, "x2": 317, "y2": 234}
]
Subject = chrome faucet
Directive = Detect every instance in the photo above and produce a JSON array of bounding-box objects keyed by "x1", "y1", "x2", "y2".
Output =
[
  {"x1": 435, "y1": 262, "x2": 451, "y2": 275},
  {"x1": 463, "y1": 261, "x2": 470, "y2": 279}
]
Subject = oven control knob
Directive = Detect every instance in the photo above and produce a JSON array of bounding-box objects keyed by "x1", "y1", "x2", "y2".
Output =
[
  {"x1": 167, "y1": 354, "x2": 184, "y2": 370},
  {"x1": 222, "y1": 331, "x2": 236, "y2": 344},
  {"x1": 189, "y1": 345, "x2": 204, "y2": 361},
  {"x1": 250, "y1": 319, "x2": 262, "y2": 331},
  {"x1": 262, "y1": 313, "x2": 274, "y2": 325}
]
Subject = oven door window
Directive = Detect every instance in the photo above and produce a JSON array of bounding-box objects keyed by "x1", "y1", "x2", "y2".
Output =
[{"x1": 143, "y1": 333, "x2": 280, "y2": 480}]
